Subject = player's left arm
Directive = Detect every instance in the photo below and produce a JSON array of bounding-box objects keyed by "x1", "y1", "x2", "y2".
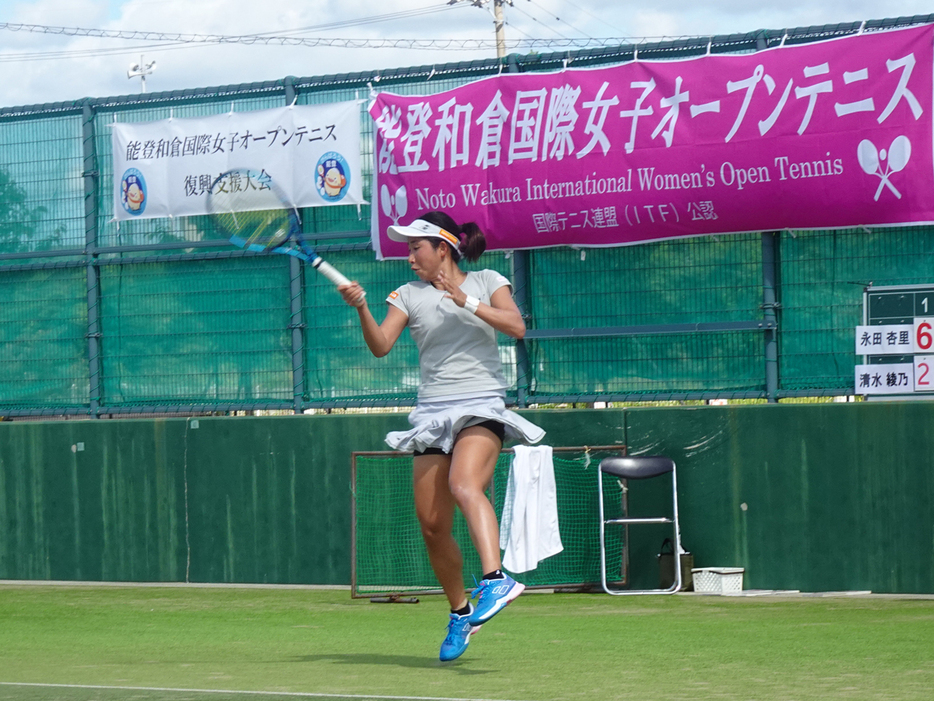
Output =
[
  {"x1": 480, "y1": 285, "x2": 526, "y2": 339},
  {"x1": 438, "y1": 272, "x2": 525, "y2": 339}
]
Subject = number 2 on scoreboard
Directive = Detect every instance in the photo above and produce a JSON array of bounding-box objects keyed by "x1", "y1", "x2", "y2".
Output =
[{"x1": 914, "y1": 355, "x2": 934, "y2": 392}]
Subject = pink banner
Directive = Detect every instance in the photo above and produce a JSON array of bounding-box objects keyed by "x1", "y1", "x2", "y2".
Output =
[{"x1": 368, "y1": 25, "x2": 934, "y2": 258}]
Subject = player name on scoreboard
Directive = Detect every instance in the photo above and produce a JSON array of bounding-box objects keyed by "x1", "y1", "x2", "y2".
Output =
[{"x1": 855, "y1": 285, "x2": 934, "y2": 396}]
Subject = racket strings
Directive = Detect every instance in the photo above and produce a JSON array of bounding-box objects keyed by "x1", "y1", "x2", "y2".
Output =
[
  {"x1": 243, "y1": 211, "x2": 290, "y2": 249},
  {"x1": 211, "y1": 185, "x2": 292, "y2": 251},
  {"x1": 213, "y1": 209, "x2": 289, "y2": 249}
]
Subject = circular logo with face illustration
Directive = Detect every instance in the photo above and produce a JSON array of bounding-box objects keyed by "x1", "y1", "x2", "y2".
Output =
[
  {"x1": 316, "y1": 152, "x2": 350, "y2": 201},
  {"x1": 120, "y1": 168, "x2": 147, "y2": 216}
]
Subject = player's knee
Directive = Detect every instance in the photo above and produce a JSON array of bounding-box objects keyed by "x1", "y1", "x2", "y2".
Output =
[
  {"x1": 447, "y1": 480, "x2": 483, "y2": 509},
  {"x1": 416, "y1": 512, "x2": 451, "y2": 543}
]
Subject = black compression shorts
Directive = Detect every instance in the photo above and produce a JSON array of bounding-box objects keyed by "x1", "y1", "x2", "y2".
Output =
[{"x1": 412, "y1": 419, "x2": 506, "y2": 456}]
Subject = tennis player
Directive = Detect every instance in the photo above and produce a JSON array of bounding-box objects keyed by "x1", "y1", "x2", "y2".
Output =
[{"x1": 339, "y1": 211, "x2": 544, "y2": 661}]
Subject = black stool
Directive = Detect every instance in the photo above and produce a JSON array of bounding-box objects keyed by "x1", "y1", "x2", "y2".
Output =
[{"x1": 598, "y1": 455, "x2": 684, "y2": 595}]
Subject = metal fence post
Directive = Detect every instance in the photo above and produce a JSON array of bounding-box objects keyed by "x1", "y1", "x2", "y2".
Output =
[
  {"x1": 82, "y1": 100, "x2": 102, "y2": 417},
  {"x1": 284, "y1": 76, "x2": 306, "y2": 413},
  {"x1": 284, "y1": 75, "x2": 297, "y2": 105},
  {"x1": 761, "y1": 231, "x2": 780, "y2": 402},
  {"x1": 289, "y1": 258, "x2": 306, "y2": 414},
  {"x1": 512, "y1": 251, "x2": 532, "y2": 407}
]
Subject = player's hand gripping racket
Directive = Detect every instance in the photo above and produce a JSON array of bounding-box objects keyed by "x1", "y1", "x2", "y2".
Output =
[{"x1": 207, "y1": 168, "x2": 362, "y2": 298}]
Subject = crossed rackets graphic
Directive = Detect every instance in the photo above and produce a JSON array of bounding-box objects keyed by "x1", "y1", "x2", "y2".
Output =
[
  {"x1": 858, "y1": 136, "x2": 911, "y2": 201},
  {"x1": 381, "y1": 184, "x2": 408, "y2": 224}
]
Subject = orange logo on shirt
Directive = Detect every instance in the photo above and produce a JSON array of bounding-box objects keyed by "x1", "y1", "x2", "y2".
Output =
[{"x1": 388, "y1": 291, "x2": 399, "y2": 299}]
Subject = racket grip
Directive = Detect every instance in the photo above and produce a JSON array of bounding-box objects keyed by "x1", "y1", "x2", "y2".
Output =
[{"x1": 312, "y1": 257, "x2": 362, "y2": 297}]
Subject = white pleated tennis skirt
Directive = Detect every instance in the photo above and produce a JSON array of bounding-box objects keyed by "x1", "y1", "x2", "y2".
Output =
[{"x1": 385, "y1": 393, "x2": 545, "y2": 454}]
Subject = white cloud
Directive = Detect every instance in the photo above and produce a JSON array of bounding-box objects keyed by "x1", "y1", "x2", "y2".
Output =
[{"x1": 0, "y1": 0, "x2": 931, "y2": 108}]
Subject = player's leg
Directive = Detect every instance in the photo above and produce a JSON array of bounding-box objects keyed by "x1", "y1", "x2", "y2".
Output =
[
  {"x1": 447, "y1": 424, "x2": 503, "y2": 575},
  {"x1": 413, "y1": 452, "x2": 467, "y2": 610},
  {"x1": 413, "y1": 452, "x2": 476, "y2": 661},
  {"x1": 448, "y1": 423, "x2": 525, "y2": 626}
]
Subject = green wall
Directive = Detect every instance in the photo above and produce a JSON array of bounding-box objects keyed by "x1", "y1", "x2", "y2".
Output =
[
  {"x1": 0, "y1": 403, "x2": 931, "y2": 592},
  {"x1": 624, "y1": 402, "x2": 934, "y2": 593}
]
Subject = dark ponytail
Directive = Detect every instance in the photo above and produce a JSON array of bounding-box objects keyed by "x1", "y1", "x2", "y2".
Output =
[
  {"x1": 420, "y1": 211, "x2": 487, "y2": 263},
  {"x1": 458, "y1": 221, "x2": 486, "y2": 263}
]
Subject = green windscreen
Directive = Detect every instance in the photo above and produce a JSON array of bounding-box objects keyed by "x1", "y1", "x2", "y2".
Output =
[
  {"x1": 0, "y1": 266, "x2": 88, "y2": 410},
  {"x1": 98, "y1": 257, "x2": 293, "y2": 407},
  {"x1": 4, "y1": 20, "x2": 934, "y2": 413},
  {"x1": 351, "y1": 447, "x2": 626, "y2": 597}
]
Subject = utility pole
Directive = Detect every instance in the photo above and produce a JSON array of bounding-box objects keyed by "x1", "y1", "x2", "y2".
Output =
[
  {"x1": 449, "y1": 0, "x2": 510, "y2": 59},
  {"x1": 493, "y1": 0, "x2": 507, "y2": 59}
]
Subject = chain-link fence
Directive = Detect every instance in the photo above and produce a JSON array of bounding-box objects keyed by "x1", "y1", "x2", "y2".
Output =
[{"x1": 2, "y1": 15, "x2": 933, "y2": 416}]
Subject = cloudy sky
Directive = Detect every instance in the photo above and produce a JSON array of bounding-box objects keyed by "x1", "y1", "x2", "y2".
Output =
[{"x1": 0, "y1": 0, "x2": 932, "y2": 109}]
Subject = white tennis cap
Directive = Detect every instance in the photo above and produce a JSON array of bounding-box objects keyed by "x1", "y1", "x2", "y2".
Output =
[{"x1": 387, "y1": 219, "x2": 460, "y2": 248}]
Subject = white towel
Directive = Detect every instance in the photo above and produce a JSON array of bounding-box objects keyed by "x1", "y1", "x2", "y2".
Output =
[{"x1": 499, "y1": 445, "x2": 563, "y2": 573}]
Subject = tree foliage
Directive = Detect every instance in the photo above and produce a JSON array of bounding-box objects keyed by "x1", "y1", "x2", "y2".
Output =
[{"x1": 0, "y1": 169, "x2": 63, "y2": 252}]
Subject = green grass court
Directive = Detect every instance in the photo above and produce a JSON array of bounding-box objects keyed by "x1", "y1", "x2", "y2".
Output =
[{"x1": 1, "y1": 583, "x2": 932, "y2": 701}]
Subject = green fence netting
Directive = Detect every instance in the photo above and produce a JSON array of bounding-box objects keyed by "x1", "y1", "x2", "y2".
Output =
[
  {"x1": 2, "y1": 15, "x2": 934, "y2": 415},
  {"x1": 352, "y1": 447, "x2": 626, "y2": 597},
  {"x1": 779, "y1": 226, "x2": 934, "y2": 393},
  {"x1": 0, "y1": 266, "x2": 88, "y2": 408},
  {"x1": 98, "y1": 256, "x2": 293, "y2": 407}
]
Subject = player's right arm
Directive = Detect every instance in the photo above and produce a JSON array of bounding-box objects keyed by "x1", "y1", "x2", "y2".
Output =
[{"x1": 339, "y1": 282, "x2": 408, "y2": 357}]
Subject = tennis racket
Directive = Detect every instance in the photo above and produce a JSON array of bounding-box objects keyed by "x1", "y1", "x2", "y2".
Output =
[{"x1": 207, "y1": 168, "x2": 359, "y2": 293}]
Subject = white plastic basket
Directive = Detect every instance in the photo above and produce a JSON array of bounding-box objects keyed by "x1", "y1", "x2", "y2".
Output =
[{"x1": 691, "y1": 567, "x2": 744, "y2": 595}]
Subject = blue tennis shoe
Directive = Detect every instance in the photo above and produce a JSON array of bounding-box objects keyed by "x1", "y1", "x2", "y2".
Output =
[
  {"x1": 469, "y1": 574, "x2": 525, "y2": 626},
  {"x1": 439, "y1": 607, "x2": 476, "y2": 662}
]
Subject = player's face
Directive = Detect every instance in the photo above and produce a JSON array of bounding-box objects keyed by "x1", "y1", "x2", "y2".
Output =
[{"x1": 407, "y1": 238, "x2": 442, "y2": 281}]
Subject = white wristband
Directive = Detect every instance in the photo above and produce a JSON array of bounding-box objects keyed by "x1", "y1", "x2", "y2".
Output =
[{"x1": 464, "y1": 295, "x2": 480, "y2": 314}]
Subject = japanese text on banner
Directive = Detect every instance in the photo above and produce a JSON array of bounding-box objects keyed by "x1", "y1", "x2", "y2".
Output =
[
  {"x1": 112, "y1": 101, "x2": 363, "y2": 221},
  {"x1": 369, "y1": 25, "x2": 934, "y2": 259}
]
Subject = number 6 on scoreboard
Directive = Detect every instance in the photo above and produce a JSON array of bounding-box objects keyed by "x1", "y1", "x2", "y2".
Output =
[{"x1": 915, "y1": 318, "x2": 934, "y2": 353}]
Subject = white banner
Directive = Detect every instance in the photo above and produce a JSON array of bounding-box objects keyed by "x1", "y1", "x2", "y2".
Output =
[{"x1": 112, "y1": 101, "x2": 364, "y2": 221}]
